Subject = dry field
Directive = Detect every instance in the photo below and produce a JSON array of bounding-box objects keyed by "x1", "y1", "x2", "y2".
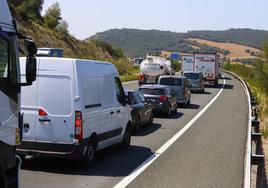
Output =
[{"x1": 188, "y1": 38, "x2": 260, "y2": 60}]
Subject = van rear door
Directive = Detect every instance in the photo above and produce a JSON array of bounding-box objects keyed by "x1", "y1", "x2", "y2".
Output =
[
  {"x1": 20, "y1": 58, "x2": 39, "y2": 144},
  {"x1": 35, "y1": 73, "x2": 74, "y2": 144}
]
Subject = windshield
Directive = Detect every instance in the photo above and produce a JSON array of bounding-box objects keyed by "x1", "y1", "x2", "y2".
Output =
[
  {"x1": 159, "y1": 77, "x2": 182, "y2": 86},
  {"x1": 139, "y1": 88, "x2": 165, "y2": 95},
  {"x1": 0, "y1": 31, "x2": 18, "y2": 85},
  {"x1": 184, "y1": 73, "x2": 200, "y2": 80}
]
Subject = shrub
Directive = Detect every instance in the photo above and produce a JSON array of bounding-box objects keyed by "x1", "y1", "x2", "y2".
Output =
[{"x1": 44, "y1": 2, "x2": 61, "y2": 29}]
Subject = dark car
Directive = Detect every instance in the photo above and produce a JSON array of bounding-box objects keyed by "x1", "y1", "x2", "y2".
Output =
[
  {"x1": 125, "y1": 90, "x2": 154, "y2": 132},
  {"x1": 183, "y1": 72, "x2": 205, "y2": 93},
  {"x1": 158, "y1": 75, "x2": 191, "y2": 107},
  {"x1": 138, "y1": 85, "x2": 177, "y2": 117}
]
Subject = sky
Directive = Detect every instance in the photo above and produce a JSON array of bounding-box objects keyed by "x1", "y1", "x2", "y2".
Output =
[{"x1": 42, "y1": 0, "x2": 268, "y2": 40}]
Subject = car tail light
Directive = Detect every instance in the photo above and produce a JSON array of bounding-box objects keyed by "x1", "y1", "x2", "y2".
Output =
[
  {"x1": 139, "y1": 74, "x2": 145, "y2": 81},
  {"x1": 38, "y1": 109, "x2": 47, "y2": 116},
  {"x1": 159, "y1": 96, "x2": 168, "y2": 102},
  {"x1": 75, "y1": 111, "x2": 83, "y2": 141}
]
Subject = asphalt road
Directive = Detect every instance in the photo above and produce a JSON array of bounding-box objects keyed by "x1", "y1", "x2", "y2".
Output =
[{"x1": 20, "y1": 73, "x2": 248, "y2": 188}]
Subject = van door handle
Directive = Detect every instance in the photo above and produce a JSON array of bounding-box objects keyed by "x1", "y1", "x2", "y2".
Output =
[
  {"x1": 110, "y1": 111, "x2": 115, "y2": 115},
  {"x1": 39, "y1": 119, "x2": 51, "y2": 122},
  {"x1": 117, "y1": 110, "x2": 121, "y2": 113}
]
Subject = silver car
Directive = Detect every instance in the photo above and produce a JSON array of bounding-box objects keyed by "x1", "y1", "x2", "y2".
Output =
[
  {"x1": 158, "y1": 75, "x2": 191, "y2": 107},
  {"x1": 183, "y1": 72, "x2": 205, "y2": 93}
]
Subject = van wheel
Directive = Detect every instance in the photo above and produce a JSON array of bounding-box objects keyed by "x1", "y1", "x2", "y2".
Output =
[
  {"x1": 120, "y1": 125, "x2": 131, "y2": 150},
  {"x1": 83, "y1": 139, "x2": 97, "y2": 165}
]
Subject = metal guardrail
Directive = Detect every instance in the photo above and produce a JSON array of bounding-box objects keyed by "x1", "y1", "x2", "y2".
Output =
[
  {"x1": 246, "y1": 84, "x2": 265, "y2": 188},
  {"x1": 223, "y1": 71, "x2": 265, "y2": 188}
]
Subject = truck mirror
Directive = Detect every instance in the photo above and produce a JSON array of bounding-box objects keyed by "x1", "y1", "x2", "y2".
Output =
[
  {"x1": 127, "y1": 91, "x2": 133, "y2": 105},
  {"x1": 25, "y1": 39, "x2": 37, "y2": 55},
  {"x1": 26, "y1": 56, "x2": 36, "y2": 84}
]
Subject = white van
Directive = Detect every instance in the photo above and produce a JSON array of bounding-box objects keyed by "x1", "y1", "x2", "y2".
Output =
[{"x1": 16, "y1": 57, "x2": 132, "y2": 163}]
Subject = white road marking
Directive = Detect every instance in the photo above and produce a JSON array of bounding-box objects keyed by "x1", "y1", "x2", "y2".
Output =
[{"x1": 114, "y1": 76, "x2": 226, "y2": 188}]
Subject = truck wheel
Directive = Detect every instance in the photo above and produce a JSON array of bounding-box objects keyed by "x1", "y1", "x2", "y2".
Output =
[{"x1": 120, "y1": 124, "x2": 131, "y2": 150}]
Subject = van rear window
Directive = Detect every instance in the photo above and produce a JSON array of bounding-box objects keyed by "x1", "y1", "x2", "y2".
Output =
[
  {"x1": 159, "y1": 77, "x2": 182, "y2": 86},
  {"x1": 139, "y1": 88, "x2": 165, "y2": 95}
]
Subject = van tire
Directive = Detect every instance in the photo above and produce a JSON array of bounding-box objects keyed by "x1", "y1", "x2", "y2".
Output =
[
  {"x1": 120, "y1": 124, "x2": 131, "y2": 150},
  {"x1": 83, "y1": 137, "x2": 97, "y2": 165}
]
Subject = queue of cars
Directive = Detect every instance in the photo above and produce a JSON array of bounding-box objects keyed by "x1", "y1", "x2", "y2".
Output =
[{"x1": 16, "y1": 56, "x2": 207, "y2": 165}]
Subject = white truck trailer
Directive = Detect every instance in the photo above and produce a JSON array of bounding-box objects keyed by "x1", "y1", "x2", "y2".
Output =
[
  {"x1": 194, "y1": 52, "x2": 220, "y2": 86},
  {"x1": 138, "y1": 55, "x2": 172, "y2": 86},
  {"x1": 0, "y1": 0, "x2": 37, "y2": 187},
  {"x1": 181, "y1": 54, "x2": 194, "y2": 74}
]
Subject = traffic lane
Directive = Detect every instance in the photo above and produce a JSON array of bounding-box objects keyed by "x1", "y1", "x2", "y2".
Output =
[
  {"x1": 128, "y1": 74, "x2": 247, "y2": 188},
  {"x1": 20, "y1": 79, "x2": 223, "y2": 188}
]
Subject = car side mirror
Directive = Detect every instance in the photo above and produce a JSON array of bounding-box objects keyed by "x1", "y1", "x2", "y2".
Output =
[
  {"x1": 25, "y1": 38, "x2": 37, "y2": 55},
  {"x1": 127, "y1": 91, "x2": 133, "y2": 105},
  {"x1": 25, "y1": 55, "x2": 36, "y2": 84}
]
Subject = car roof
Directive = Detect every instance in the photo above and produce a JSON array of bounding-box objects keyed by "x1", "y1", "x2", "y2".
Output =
[
  {"x1": 159, "y1": 75, "x2": 186, "y2": 79},
  {"x1": 139, "y1": 84, "x2": 168, "y2": 89}
]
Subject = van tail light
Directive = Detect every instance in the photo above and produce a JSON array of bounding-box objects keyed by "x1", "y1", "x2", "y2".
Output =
[
  {"x1": 139, "y1": 74, "x2": 145, "y2": 81},
  {"x1": 159, "y1": 96, "x2": 168, "y2": 102},
  {"x1": 38, "y1": 109, "x2": 47, "y2": 116},
  {"x1": 183, "y1": 91, "x2": 186, "y2": 96},
  {"x1": 75, "y1": 111, "x2": 83, "y2": 141}
]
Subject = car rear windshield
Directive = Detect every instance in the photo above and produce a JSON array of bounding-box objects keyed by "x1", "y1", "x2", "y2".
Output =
[
  {"x1": 159, "y1": 77, "x2": 182, "y2": 86},
  {"x1": 184, "y1": 73, "x2": 200, "y2": 80},
  {"x1": 139, "y1": 88, "x2": 165, "y2": 95}
]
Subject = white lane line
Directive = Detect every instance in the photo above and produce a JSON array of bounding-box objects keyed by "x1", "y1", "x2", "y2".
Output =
[{"x1": 114, "y1": 76, "x2": 226, "y2": 188}]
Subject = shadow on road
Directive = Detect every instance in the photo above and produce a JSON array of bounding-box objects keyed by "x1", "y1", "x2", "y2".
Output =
[
  {"x1": 192, "y1": 91, "x2": 211, "y2": 95},
  {"x1": 187, "y1": 104, "x2": 200, "y2": 110},
  {"x1": 134, "y1": 123, "x2": 162, "y2": 137},
  {"x1": 222, "y1": 77, "x2": 232, "y2": 80},
  {"x1": 155, "y1": 112, "x2": 183, "y2": 119},
  {"x1": 21, "y1": 145, "x2": 153, "y2": 177},
  {"x1": 206, "y1": 84, "x2": 233, "y2": 90}
]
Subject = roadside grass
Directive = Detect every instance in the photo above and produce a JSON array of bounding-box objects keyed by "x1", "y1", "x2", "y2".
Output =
[
  {"x1": 120, "y1": 65, "x2": 139, "y2": 82},
  {"x1": 262, "y1": 127, "x2": 268, "y2": 138}
]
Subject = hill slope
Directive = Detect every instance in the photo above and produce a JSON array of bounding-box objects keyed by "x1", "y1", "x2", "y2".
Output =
[{"x1": 89, "y1": 28, "x2": 268, "y2": 57}]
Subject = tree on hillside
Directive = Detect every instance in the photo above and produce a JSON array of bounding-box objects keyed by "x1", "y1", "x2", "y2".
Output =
[
  {"x1": 44, "y1": 2, "x2": 62, "y2": 29},
  {"x1": 263, "y1": 40, "x2": 268, "y2": 61},
  {"x1": 56, "y1": 19, "x2": 69, "y2": 37},
  {"x1": 13, "y1": 0, "x2": 44, "y2": 21}
]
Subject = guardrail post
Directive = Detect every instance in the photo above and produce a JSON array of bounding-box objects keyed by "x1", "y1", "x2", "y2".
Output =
[{"x1": 252, "y1": 120, "x2": 260, "y2": 133}]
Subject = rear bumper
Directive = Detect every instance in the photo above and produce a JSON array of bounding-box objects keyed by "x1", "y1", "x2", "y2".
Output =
[
  {"x1": 151, "y1": 102, "x2": 169, "y2": 113},
  {"x1": 190, "y1": 85, "x2": 204, "y2": 91},
  {"x1": 16, "y1": 138, "x2": 90, "y2": 158}
]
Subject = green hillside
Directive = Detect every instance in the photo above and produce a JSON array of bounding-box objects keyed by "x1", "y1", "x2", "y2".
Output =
[
  {"x1": 7, "y1": 0, "x2": 131, "y2": 75},
  {"x1": 89, "y1": 28, "x2": 268, "y2": 57}
]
